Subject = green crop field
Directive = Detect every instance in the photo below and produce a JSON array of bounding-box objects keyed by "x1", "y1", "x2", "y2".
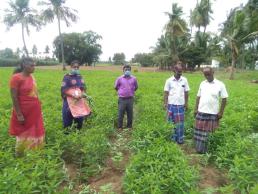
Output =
[{"x1": 0, "y1": 68, "x2": 258, "y2": 194}]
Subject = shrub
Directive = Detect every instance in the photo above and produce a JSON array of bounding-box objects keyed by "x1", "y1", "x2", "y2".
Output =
[
  {"x1": 0, "y1": 57, "x2": 59, "y2": 67},
  {"x1": 0, "y1": 58, "x2": 20, "y2": 67},
  {"x1": 0, "y1": 147, "x2": 69, "y2": 194},
  {"x1": 60, "y1": 128, "x2": 109, "y2": 181},
  {"x1": 36, "y1": 59, "x2": 59, "y2": 66},
  {"x1": 229, "y1": 153, "x2": 258, "y2": 193},
  {"x1": 124, "y1": 139, "x2": 198, "y2": 194}
]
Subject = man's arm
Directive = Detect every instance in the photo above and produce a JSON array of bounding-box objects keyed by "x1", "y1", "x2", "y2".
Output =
[
  {"x1": 194, "y1": 96, "x2": 200, "y2": 117},
  {"x1": 134, "y1": 78, "x2": 138, "y2": 91},
  {"x1": 114, "y1": 78, "x2": 119, "y2": 91},
  {"x1": 218, "y1": 98, "x2": 227, "y2": 119},
  {"x1": 184, "y1": 91, "x2": 189, "y2": 110},
  {"x1": 164, "y1": 91, "x2": 169, "y2": 110},
  {"x1": 184, "y1": 78, "x2": 190, "y2": 110}
]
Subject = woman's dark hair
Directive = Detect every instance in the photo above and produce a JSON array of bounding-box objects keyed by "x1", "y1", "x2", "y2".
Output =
[
  {"x1": 13, "y1": 57, "x2": 35, "y2": 74},
  {"x1": 70, "y1": 60, "x2": 80, "y2": 66}
]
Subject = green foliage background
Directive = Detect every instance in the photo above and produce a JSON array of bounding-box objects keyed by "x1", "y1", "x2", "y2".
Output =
[{"x1": 0, "y1": 68, "x2": 258, "y2": 193}]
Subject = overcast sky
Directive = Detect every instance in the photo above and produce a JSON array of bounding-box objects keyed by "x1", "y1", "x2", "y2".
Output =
[{"x1": 0, "y1": 0, "x2": 247, "y2": 61}]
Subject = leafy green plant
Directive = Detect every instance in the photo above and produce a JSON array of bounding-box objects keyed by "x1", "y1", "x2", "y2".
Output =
[
  {"x1": 124, "y1": 139, "x2": 199, "y2": 194},
  {"x1": 229, "y1": 154, "x2": 258, "y2": 193},
  {"x1": 100, "y1": 183, "x2": 115, "y2": 194},
  {"x1": 1, "y1": 68, "x2": 258, "y2": 193}
]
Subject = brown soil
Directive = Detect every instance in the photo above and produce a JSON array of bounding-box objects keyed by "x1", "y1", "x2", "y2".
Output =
[
  {"x1": 58, "y1": 163, "x2": 79, "y2": 194},
  {"x1": 250, "y1": 80, "x2": 258, "y2": 83},
  {"x1": 88, "y1": 150, "x2": 131, "y2": 194},
  {"x1": 181, "y1": 142, "x2": 228, "y2": 192},
  {"x1": 65, "y1": 163, "x2": 78, "y2": 180},
  {"x1": 87, "y1": 130, "x2": 132, "y2": 194},
  {"x1": 198, "y1": 165, "x2": 228, "y2": 190}
]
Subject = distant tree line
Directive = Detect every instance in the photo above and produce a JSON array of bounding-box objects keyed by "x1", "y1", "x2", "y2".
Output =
[
  {"x1": 129, "y1": 0, "x2": 258, "y2": 79},
  {"x1": 1, "y1": 0, "x2": 257, "y2": 78}
]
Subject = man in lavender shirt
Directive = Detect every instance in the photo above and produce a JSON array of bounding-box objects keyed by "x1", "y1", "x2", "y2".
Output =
[{"x1": 114, "y1": 65, "x2": 138, "y2": 130}]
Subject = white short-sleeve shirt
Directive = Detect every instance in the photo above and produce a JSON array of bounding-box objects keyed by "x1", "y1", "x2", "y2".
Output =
[
  {"x1": 197, "y1": 78, "x2": 228, "y2": 114},
  {"x1": 164, "y1": 76, "x2": 190, "y2": 105}
]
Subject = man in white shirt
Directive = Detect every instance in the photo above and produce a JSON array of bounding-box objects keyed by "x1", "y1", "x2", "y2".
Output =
[
  {"x1": 164, "y1": 61, "x2": 190, "y2": 144},
  {"x1": 194, "y1": 67, "x2": 228, "y2": 153}
]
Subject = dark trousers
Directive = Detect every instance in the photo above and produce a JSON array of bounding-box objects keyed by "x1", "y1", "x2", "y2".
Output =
[
  {"x1": 62, "y1": 100, "x2": 84, "y2": 129},
  {"x1": 118, "y1": 97, "x2": 134, "y2": 128}
]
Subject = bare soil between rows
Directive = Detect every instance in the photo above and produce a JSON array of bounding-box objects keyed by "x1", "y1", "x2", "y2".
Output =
[{"x1": 181, "y1": 143, "x2": 229, "y2": 192}]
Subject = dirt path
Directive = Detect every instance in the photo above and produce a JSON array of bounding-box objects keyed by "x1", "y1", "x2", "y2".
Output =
[
  {"x1": 84, "y1": 100, "x2": 141, "y2": 193},
  {"x1": 61, "y1": 130, "x2": 131, "y2": 194},
  {"x1": 87, "y1": 130, "x2": 132, "y2": 193},
  {"x1": 198, "y1": 165, "x2": 228, "y2": 190},
  {"x1": 88, "y1": 151, "x2": 130, "y2": 193},
  {"x1": 181, "y1": 141, "x2": 228, "y2": 192},
  {"x1": 87, "y1": 137, "x2": 229, "y2": 193}
]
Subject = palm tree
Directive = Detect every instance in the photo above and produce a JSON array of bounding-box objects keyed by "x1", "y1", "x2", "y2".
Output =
[
  {"x1": 190, "y1": 0, "x2": 213, "y2": 33},
  {"x1": 45, "y1": 45, "x2": 50, "y2": 54},
  {"x1": 200, "y1": 0, "x2": 213, "y2": 33},
  {"x1": 32, "y1": 44, "x2": 37, "y2": 57},
  {"x1": 190, "y1": 5, "x2": 202, "y2": 32},
  {"x1": 3, "y1": 0, "x2": 42, "y2": 57},
  {"x1": 221, "y1": 2, "x2": 258, "y2": 79},
  {"x1": 39, "y1": 0, "x2": 78, "y2": 70},
  {"x1": 152, "y1": 35, "x2": 171, "y2": 70},
  {"x1": 242, "y1": 0, "x2": 258, "y2": 44},
  {"x1": 164, "y1": 3, "x2": 188, "y2": 62}
]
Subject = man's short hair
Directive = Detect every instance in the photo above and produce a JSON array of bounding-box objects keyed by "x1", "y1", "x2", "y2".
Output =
[
  {"x1": 123, "y1": 64, "x2": 131, "y2": 71},
  {"x1": 175, "y1": 60, "x2": 183, "y2": 65},
  {"x1": 203, "y1": 67, "x2": 213, "y2": 72},
  {"x1": 71, "y1": 60, "x2": 80, "y2": 66}
]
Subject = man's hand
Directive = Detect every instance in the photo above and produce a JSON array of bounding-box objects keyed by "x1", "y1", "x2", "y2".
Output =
[
  {"x1": 194, "y1": 110, "x2": 198, "y2": 117},
  {"x1": 163, "y1": 103, "x2": 168, "y2": 110},
  {"x1": 184, "y1": 103, "x2": 188, "y2": 111}
]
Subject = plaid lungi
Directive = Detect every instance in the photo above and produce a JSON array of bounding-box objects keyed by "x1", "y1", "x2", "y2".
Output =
[
  {"x1": 194, "y1": 112, "x2": 219, "y2": 153},
  {"x1": 167, "y1": 104, "x2": 185, "y2": 144}
]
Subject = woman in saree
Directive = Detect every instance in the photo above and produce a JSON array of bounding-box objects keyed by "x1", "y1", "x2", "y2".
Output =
[
  {"x1": 9, "y1": 58, "x2": 45, "y2": 156},
  {"x1": 61, "y1": 60, "x2": 90, "y2": 130}
]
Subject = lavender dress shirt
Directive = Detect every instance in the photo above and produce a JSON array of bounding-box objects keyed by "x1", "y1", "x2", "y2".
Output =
[{"x1": 114, "y1": 75, "x2": 138, "y2": 97}]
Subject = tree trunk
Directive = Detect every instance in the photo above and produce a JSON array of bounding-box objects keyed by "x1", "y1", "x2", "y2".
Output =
[
  {"x1": 57, "y1": 13, "x2": 66, "y2": 71},
  {"x1": 229, "y1": 40, "x2": 237, "y2": 80},
  {"x1": 241, "y1": 53, "x2": 245, "y2": 70},
  {"x1": 172, "y1": 39, "x2": 179, "y2": 62},
  {"x1": 22, "y1": 24, "x2": 29, "y2": 57},
  {"x1": 229, "y1": 55, "x2": 236, "y2": 80}
]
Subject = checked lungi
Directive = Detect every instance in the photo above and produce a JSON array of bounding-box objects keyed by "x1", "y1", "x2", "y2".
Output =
[
  {"x1": 194, "y1": 112, "x2": 219, "y2": 153},
  {"x1": 167, "y1": 104, "x2": 185, "y2": 144}
]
